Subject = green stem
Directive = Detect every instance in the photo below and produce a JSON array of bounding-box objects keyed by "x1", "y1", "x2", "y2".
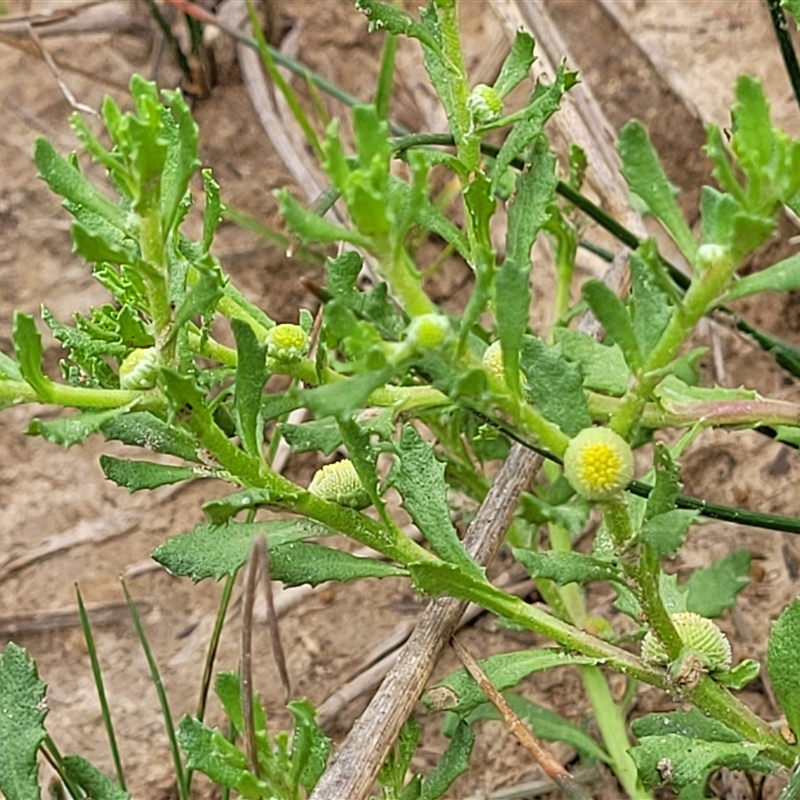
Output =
[
  {"x1": 0, "y1": 378, "x2": 161, "y2": 411},
  {"x1": 182, "y1": 400, "x2": 435, "y2": 567},
  {"x1": 433, "y1": 0, "x2": 477, "y2": 169},
  {"x1": 451, "y1": 575, "x2": 797, "y2": 767},
  {"x1": 549, "y1": 524, "x2": 648, "y2": 798},
  {"x1": 580, "y1": 665, "x2": 648, "y2": 799}
]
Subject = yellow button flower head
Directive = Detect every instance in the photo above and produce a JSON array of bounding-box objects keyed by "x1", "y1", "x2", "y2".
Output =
[
  {"x1": 482, "y1": 340, "x2": 505, "y2": 382},
  {"x1": 265, "y1": 323, "x2": 309, "y2": 363},
  {"x1": 308, "y1": 459, "x2": 370, "y2": 510},
  {"x1": 641, "y1": 611, "x2": 732, "y2": 672},
  {"x1": 563, "y1": 426, "x2": 634, "y2": 501}
]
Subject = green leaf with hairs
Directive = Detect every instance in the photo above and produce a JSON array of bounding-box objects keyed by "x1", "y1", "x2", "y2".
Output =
[
  {"x1": 582, "y1": 278, "x2": 642, "y2": 371},
  {"x1": 513, "y1": 549, "x2": 621, "y2": 587},
  {"x1": 100, "y1": 455, "x2": 198, "y2": 492},
  {"x1": 0, "y1": 643, "x2": 48, "y2": 800},
  {"x1": 631, "y1": 735, "x2": 775, "y2": 793},
  {"x1": 390, "y1": 426, "x2": 478, "y2": 575},
  {"x1": 153, "y1": 519, "x2": 334, "y2": 581},
  {"x1": 493, "y1": 29, "x2": 536, "y2": 98},
  {"x1": 520, "y1": 334, "x2": 591, "y2": 436},
  {"x1": 419, "y1": 720, "x2": 473, "y2": 800},
  {"x1": 618, "y1": 121, "x2": 697, "y2": 261},
  {"x1": 27, "y1": 407, "x2": 129, "y2": 448},
  {"x1": 101, "y1": 411, "x2": 200, "y2": 462},
  {"x1": 231, "y1": 319, "x2": 267, "y2": 459},
  {"x1": 684, "y1": 549, "x2": 751, "y2": 618},
  {"x1": 767, "y1": 598, "x2": 800, "y2": 738},
  {"x1": 62, "y1": 756, "x2": 129, "y2": 800}
]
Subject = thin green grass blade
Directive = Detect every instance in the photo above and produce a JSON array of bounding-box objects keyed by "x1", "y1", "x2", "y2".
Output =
[
  {"x1": 121, "y1": 579, "x2": 187, "y2": 800},
  {"x1": 75, "y1": 585, "x2": 126, "y2": 791},
  {"x1": 186, "y1": 570, "x2": 238, "y2": 795},
  {"x1": 42, "y1": 735, "x2": 82, "y2": 800}
]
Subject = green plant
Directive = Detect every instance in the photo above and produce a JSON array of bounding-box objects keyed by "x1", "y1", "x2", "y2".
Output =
[{"x1": 4, "y1": 1, "x2": 800, "y2": 798}]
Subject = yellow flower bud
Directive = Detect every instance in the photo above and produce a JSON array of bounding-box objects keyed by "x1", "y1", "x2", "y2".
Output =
[
  {"x1": 265, "y1": 323, "x2": 309, "y2": 363},
  {"x1": 308, "y1": 459, "x2": 370, "y2": 509},
  {"x1": 641, "y1": 612, "x2": 732, "y2": 672},
  {"x1": 563, "y1": 426, "x2": 633, "y2": 501},
  {"x1": 119, "y1": 347, "x2": 159, "y2": 390}
]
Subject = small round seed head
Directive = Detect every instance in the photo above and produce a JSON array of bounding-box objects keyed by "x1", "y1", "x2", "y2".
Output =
[
  {"x1": 406, "y1": 314, "x2": 451, "y2": 351},
  {"x1": 468, "y1": 84, "x2": 503, "y2": 125},
  {"x1": 641, "y1": 611, "x2": 732, "y2": 672},
  {"x1": 563, "y1": 427, "x2": 634, "y2": 501},
  {"x1": 119, "y1": 347, "x2": 159, "y2": 390},
  {"x1": 265, "y1": 324, "x2": 309, "y2": 363},
  {"x1": 308, "y1": 459, "x2": 370, "y2": 509}
]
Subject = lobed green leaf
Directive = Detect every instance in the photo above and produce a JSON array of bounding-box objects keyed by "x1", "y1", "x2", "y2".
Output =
[
  {"x1": 493, "y1": 29, "x2": 536, "y2": 99},
  {"x1": 27, "y1": 407, "x2": 129, "y2": 449},
  {"x1": 100, "y1": 455, "x2": 198, "y2": 492},
  {"x1": 683, "y1": 549, "x2": 751, "y2": 618},
  {"x1": 520, "y1": 334, "x2": 591, "y2": 436},
  {"x1": 390, "y1": 426, "x2": 478, "y2": 575}
]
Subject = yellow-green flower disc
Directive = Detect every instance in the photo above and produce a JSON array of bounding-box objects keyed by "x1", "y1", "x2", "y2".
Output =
[
  {"x1": 119, "y1": 347, "x2": 159, "y2": 390},
  {"x1": 308, "y1": 459, "x2": 370, "y2": 510},
  {"x1": 407, "y1": 314, "x2": 451, "y2": 351},
  {"x1": 563, "y1": 426, "x2": 634, "y2": 501},
  {"x1": 265, "y1": 323, "x2": 309, "y2": 363},
  {"x1": 641, "y1": 611, "x2": 732, "y2": 671}
]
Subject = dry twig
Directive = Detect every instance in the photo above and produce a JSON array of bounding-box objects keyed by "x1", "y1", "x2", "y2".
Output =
[{"x1": 450, "y1": 636, "x2": 592, "y2": 800}]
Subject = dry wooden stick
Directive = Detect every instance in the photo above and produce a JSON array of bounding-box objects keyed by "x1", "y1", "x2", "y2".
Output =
[
  {"x1": 450, "y1": 636, "x2": 592, "y2": 800},
  {"x1": 308, "y1": 445, "x2": 544, "y2": 800},
  {"x1": 0, "y1": 601, "x2": 149, "y2": 636}
]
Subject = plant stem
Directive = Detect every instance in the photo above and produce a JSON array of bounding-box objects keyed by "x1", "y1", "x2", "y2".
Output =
[
  {"x1": 182, "y1": 399, "x2": 435, "y2": 567},
  {"x1": 549, "y1": 523, "x2": 648, "y2": 798},
  {"x1": 766, "y1": 0, "x2": 800, "y2": 113}
]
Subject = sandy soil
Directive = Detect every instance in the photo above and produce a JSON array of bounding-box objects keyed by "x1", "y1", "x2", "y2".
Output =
[{"x1": 2, "y1": 1, "x2": 800, "y2": 798}]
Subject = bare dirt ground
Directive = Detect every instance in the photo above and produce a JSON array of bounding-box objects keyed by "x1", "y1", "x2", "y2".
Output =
[{"x1": 2, "y1": 1, "x2": 800, "y2": 798}]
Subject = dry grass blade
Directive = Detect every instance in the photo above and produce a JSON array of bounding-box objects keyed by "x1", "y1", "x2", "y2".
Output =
[
  {"x1": 308, "y1": 445, "x2": 544, "y2": 800},
  {"x1": 0, "y1": 601, "x2": 149, "y2": 636},
  {"x1": 241, "y1": 537, "x2": 261, "y2": 778},
  {"x1": 255, "y1": 533, "x2": 291, "y2": 702},
  {"x1": 26, "y1": 22, "x2": 98, "y2": 115},
  {"x1": 450, "y1": 636, "x2": 593, "y2": 800},
  {"x1": 0, "y1": 1, "x2": 150, "y2": 38}
]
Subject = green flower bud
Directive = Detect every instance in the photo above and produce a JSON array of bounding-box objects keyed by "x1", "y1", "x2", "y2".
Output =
[
  {"x1": 641, "y1": 611, "x2": 732, "y2": 672},
  {"x1": 563, "y1": 427, "x2": 634, "y2": 501},
  {"x1": 406, "y1": 314, "x2": 451, "y2": 351},
  {"x1": 265, "y1": 324, "x2": 309, "y2": 363},
  {"x1": 468, "y1": 84, "x2": 503, "y2": 125},
  {"x1": 308, "y1": 459, "x2": 370, "y2": 509},
  {"x1": 695, "y1": 243, "x2": 730, "y2": 274},
  {"x1": 482, "y1": 340, "x2": 505, "y2": 382},
  {"x1": 119, "y1": 347, "x2": 159, "y2": 390}
]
